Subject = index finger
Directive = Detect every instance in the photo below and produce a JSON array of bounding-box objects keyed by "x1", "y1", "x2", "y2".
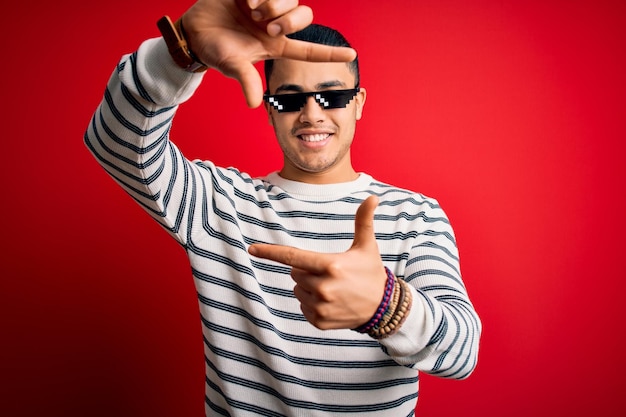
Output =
[
  {"x1": 248, "y1": 243, "x2": 328, "y2": 273},
  {"x1": 281, "y1": 39, "x2": 357, "y2": 63},
  {"x1": 248, "y1": 2, "x2": 356, "y2": 62}
]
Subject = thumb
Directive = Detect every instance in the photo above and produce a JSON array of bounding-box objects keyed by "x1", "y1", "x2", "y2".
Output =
[
  {"x1": 351, "y1": 195, "x2": 379, "y2": 250},
  {"x1": 219, "y1": 59, "x2": 265, "y2": 108}
]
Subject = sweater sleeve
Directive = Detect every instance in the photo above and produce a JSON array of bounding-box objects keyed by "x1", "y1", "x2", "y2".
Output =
[
  {"x1": 379, "y1": 200, "x2": 481, "y2": 380},
  {"x1": 84, "y1": 37, "x2": 206, "y2": 245}
]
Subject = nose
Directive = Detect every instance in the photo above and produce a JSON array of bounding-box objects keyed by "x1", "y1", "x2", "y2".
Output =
[{"x1": 299, "y1": 96, "x2": 326, "y2": 124}]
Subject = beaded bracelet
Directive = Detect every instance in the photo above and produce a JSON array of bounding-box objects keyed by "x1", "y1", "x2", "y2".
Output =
[
  {"x1": 368, "y1": 276, "x2": 413, "y2": 340},
  {"x1": 376, "y1": 276, "x2": 401, "y2": 330},
  {"x1": 354, "y1": 267, "x2": 396, "y2": 334}
]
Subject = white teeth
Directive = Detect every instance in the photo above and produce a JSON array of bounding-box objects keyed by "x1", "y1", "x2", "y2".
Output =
[{"x1": 300, "y1": 134, "x2": 330, "y2": 142}]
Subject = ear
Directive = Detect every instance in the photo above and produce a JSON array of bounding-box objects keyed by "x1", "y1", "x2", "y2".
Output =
[{"x1": 355, "y1": 87, "x2": 367, "y2": 121}]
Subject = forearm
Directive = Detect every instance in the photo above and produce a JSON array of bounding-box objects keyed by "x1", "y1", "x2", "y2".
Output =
[
  {"x1": 83, "y1": 37, "x2": 205, "y2": 241},
  {"x1": 381, "y1": 284, "x2": 481, "y2": 379},
  {"x1": 378, "y1": 209, "x2": 481, "y2": 379}
]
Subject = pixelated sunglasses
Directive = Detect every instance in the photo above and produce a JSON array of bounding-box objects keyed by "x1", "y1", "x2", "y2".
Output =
[{"x1": 263, "y1": 88, "x2": 360, "y2": 113}]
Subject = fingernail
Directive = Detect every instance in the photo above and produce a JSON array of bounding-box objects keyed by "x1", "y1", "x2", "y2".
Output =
[
  {"x1": 248, "y1": 0, "x2": 260, "y2": 8},
  {"x1": 251, "y1": 10, "x2": 262, "y2": 21},
  {"x1": 267, "y1": 23, "x2": 281, "y2": 36}
]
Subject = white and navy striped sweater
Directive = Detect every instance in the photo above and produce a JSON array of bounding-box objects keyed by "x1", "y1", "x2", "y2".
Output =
[{"x1": 85, "y1": 38, "x2": 481, "y2": 416}]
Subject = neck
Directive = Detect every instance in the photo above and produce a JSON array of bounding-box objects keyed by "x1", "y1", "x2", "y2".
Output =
[{"x1": 278, "y1": 166, "x2": 359, "y2": 185}]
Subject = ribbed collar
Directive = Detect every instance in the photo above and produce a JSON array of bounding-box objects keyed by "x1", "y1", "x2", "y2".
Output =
[{"x1": 264, "y1": 172, "x2": 373, "y2": 199}]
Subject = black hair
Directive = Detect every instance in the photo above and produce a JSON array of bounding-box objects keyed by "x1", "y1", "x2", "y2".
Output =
[{"x1": 264, "y1": 24, "x2": 360, "y2": 92}]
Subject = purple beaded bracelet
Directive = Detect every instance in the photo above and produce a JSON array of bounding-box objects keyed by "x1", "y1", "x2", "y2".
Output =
[{"x1": 354, "y1": 267, "x2": 396, "y2": 333}]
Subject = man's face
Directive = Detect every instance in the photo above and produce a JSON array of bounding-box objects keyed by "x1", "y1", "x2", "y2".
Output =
[{"x1": 266, "y1": 59, "x2": 366, "y2": 184}]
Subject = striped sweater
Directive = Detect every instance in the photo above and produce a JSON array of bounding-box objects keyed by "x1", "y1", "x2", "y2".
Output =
[{"x1": 84, "y1": 38, "x2": 481, "y2": 416}]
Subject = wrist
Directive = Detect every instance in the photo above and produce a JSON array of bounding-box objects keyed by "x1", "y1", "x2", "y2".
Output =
[
  {"x1": 353, "y1": 267, "x2": 413, "y2": 339},
  {"x1": 156, "y1": 15, "x2": 208, "y2": 73},
  {"x1": 353, "y1": 267, "x2": 394, "y2": 333}
]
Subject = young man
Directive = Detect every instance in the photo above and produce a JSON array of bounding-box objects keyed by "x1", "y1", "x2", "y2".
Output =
[{"x1": 84, "y1": 0, "x2": 481, "y2": 415}]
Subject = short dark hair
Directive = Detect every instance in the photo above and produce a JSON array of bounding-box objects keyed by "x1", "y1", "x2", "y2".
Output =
[{"x1": 264, "y1": 24, "x2": 360, "y2": 92}]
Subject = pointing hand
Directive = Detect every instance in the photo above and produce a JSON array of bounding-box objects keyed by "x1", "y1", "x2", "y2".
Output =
[{"x1": 248, "y1": 196, "x2": 387, "y2": 330}]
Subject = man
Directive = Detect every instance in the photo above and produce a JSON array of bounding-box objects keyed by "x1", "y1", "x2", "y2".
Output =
[{"x1": 84, "y1": 0, "x2": 481, "y2": 415}]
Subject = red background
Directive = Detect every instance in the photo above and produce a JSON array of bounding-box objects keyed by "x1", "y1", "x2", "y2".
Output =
[{"x1": 2, "y1": 1, "x2": 625, "y2": 416}]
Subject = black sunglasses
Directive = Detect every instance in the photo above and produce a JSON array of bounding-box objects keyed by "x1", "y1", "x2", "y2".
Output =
[{"x1": 263, "y1": 88, "x2": 360, "y2": 113}]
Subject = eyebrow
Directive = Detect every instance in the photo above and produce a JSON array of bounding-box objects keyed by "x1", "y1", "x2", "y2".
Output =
[{"x1": 274, "y1": 80, "x2": 348, "y2": 94}]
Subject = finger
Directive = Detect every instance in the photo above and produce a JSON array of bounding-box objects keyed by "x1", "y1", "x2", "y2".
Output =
[
  {"x1": 298, "y1": 300, "x2": 316, "y2": 324},
  {"x1": 218, "y1": 59, "x2": 265, "y2": 108},
  {"x1": 249, "y1": 243, "x2": 328, "y2": 273},
  {"x1": 249, "y1": 0, "x2": 299, "y2": 23},
  {"x1": 262, "y1": 3, "x2": 312, "y2": 36},
  {"x1": 351, "y1": 195, "x2": 379, "y2": 250},
  {"x1": 293, "y1": 283, "x2": 314, "y2": 302},
  {"x1": 238, "y1": 66, "x2": 265, "y2": 108},
  {"x1": 246, "y1": 0, "x2": 264, "y2": 9},
  {"x1": 280, "y1": 38, "x2": 357, "y2": 63},
  {"x1": 290, "y1": 267, "x2": 320, "y2": 290}
]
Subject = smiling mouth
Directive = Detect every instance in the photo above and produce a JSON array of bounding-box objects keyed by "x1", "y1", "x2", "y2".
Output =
[{"x1": 298, "y1": 133, "x2": 331, "y2": 142}]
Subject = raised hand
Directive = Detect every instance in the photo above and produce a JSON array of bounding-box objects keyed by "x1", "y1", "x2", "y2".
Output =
[
  {"x1": 248, "y1": 196, "x2": 388, "y2": 330},
  {"x1": 181, "y1": 0, "x2": 357, "y2": 107}
]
